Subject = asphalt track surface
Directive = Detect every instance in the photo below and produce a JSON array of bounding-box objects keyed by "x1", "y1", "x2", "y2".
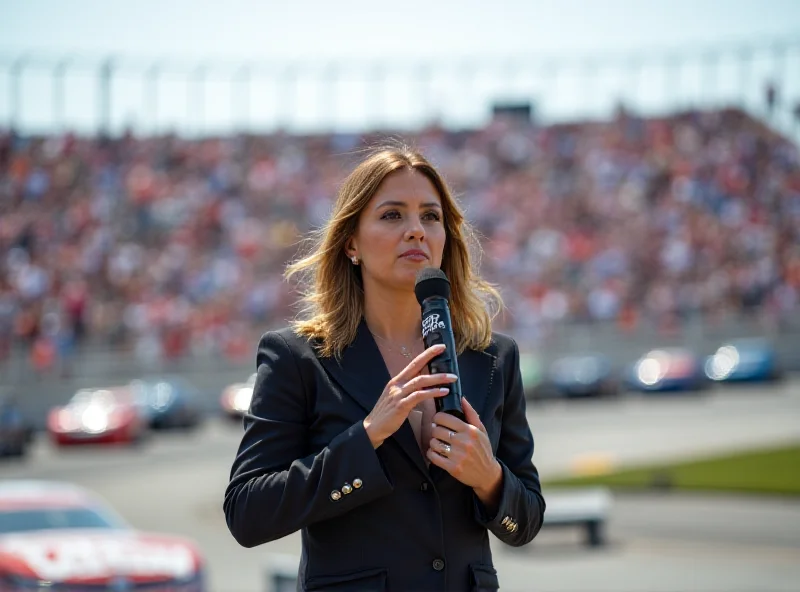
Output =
[{"x1": 2, "y1": 382, "x2": 799, "y2": 592}]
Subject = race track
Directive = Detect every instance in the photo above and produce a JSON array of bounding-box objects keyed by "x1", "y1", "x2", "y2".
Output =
[{"x1": 2, "y1": 381, "x2": 799, "y2": 592}]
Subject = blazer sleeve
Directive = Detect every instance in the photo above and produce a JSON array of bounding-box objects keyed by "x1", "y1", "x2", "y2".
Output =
[
  {"x1": 224, "y1": 331, "x2": 394, "y2": 548},
  {"x1": 472, "y1": 337, "x2": 546, "y2": 546}
]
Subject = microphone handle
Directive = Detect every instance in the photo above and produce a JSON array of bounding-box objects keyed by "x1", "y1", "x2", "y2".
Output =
[{"x1": 421, "y1": 296, "x2": 465, "y2": 421}]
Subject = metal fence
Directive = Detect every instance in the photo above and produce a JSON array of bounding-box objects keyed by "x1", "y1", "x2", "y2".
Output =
[{"x1": 2, "y1": 36, "x2": 800, "y2": 137}]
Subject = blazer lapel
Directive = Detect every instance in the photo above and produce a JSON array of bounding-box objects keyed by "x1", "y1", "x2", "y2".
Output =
[
  {"x1": 317, "y1": 319, "x2": 388, "y2": 417},
  {"x1": 455, "y1": 347, "x2": 497, "y2": 422},
  {"x1": 318, "y1": 319, "x2": 430, "y2": 477}
]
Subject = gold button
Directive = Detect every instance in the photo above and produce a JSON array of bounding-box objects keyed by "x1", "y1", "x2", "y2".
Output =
[
  {"x1": 353, "y1": 478, "x2": 362, "y2": 489},
  {"x1": 501, "y1": 516, "x2": 510, "y2": 526},
  {"x1": 330, "y1": 490, "x2": 342, "y2": 501},
  {"x1": 342, "y1": 483, "x2": 353, "y2": 495},
  {"x1": 511, "y1": 523, "x2": 518, "y2": 533}
]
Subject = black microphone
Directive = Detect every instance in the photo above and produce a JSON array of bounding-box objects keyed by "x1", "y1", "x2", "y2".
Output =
[{"x1": 415, "y1": 268, "x2": 465, "y2": 421}]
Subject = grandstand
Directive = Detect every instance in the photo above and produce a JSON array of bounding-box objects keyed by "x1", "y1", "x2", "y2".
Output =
[
  {"x1": 1, "y1": 40, "x2": 799, "y2": 387},
  {"x1": 1, "y1": 105, "x2": 798, "y2": 378}
]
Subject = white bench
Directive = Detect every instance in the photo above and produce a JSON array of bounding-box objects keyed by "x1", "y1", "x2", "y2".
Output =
[{"x1": 541, "y1": 487, "x2": 612, "y2": 546}]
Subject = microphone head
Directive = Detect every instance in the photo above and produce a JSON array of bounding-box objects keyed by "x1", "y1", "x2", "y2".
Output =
[{"x1": 415, "y1": 268, "x2": 451, "y2": 304}]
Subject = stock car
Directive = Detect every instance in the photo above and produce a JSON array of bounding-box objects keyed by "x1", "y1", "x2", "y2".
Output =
[
  {"x1": 704, "y1": 338, "x2": 784, "y2": 383},
  {"x1": 542, "y1": 354, "x2": 619, "y2": 399},
  {"x1": 625, "y1": 347, "x2": 709, "y2": 393},
  {"x1": 0, "y1": 480, "x2": 206, "y2": 590},
  {"x1": 220, "y1": 373, "x2": 257, "y2": 420},
  {"x1": 128, "y1": 376, "x2": 204, "y2": 430},
  {"x1": 46, "y1": 387, "x2": 148, "y2": 447}
]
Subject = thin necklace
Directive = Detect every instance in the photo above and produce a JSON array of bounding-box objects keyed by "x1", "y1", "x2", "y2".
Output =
[{"x1": 370, "y1": 331, "x2": 422, "y2": 360}]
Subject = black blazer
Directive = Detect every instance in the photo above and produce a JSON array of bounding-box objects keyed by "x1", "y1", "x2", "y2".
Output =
[{"x1": 224, "y1": 319, "x2": 545, "y2": 591}]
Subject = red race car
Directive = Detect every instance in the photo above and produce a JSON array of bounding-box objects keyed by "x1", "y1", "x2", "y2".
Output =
[
  {"x1": 0, "y1": 480, "x2": 206, "y2": 590},
  {"x1": 47, "y1": 387, "x2": 148, "y2": 447}
]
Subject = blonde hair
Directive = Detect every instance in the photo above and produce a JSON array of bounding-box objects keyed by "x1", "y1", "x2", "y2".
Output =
[{"x1": 285, "y1": 144, "x2": 503, "y2": 359}]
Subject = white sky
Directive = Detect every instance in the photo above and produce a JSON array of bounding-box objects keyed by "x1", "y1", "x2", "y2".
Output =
[{"x1": 1, "y1": 0, "x2": 799, "y2": 134}]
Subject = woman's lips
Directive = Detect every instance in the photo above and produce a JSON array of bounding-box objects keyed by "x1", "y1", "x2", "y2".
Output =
[{"x1": 400, "y1": 250, "x2": 428, "y2": 261}]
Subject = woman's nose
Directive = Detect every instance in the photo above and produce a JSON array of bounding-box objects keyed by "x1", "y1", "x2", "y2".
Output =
[{"x1": 404, "y1": 219, "x2": 425, "y2": 241}]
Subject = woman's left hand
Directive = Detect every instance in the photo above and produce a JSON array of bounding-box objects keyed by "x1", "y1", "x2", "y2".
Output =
[{"x1": 427, "y1": 397, "x2": 503, "y2": 505}]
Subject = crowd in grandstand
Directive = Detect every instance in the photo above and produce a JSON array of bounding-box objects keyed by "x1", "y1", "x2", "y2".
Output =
[{"x1": 1, "y1": 107, "x2": 799, "y2": 372}]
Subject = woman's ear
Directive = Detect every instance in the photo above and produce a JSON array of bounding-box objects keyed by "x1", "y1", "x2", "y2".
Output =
[{"x1": 344, "y1": 238, "x2": 357, "y2": 259}]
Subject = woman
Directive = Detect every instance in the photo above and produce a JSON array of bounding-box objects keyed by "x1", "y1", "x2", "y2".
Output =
[{"x1": 224, "y1": 146, "x2": 545, "y2": 591}]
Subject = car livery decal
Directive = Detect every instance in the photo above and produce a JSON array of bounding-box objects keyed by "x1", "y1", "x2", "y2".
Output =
[{"x1": 0, "y1": 533, "x2": 197, "y2": 582}]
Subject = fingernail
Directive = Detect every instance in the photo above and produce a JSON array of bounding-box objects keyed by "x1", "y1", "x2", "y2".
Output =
[
  {"x1": 431, "y1": 422, "x2": 437, "y2": 428},
  {"x1": 435, "y1": 343, "x2": 446, "y2": 349},
  {"x1": 446, "y1": 374, "x2": 458, "y2": 380},
  {"x1": 438, "y1": 387, "x2": 449, "y2": 392}
]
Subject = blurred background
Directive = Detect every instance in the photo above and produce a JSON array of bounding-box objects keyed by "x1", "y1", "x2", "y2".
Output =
[{"x1": 1, "y1": 1, "x2": 799, "y2": 591}]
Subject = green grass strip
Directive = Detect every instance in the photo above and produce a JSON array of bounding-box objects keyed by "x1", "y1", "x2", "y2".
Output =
[{"x1": 544, "y1": 443, "x2": 800, "y2": 496}]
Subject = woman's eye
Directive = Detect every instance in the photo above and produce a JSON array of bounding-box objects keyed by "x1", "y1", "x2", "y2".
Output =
[{"x1": 380, "y1": 210, "x2": 440, "y2": 221}]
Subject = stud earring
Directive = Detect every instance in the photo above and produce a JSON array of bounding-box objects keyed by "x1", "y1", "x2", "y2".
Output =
[{"x1": 351, "y1": 255, "x2": 359, "y2": 265}]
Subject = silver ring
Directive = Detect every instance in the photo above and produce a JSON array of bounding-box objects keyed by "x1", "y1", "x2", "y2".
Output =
[
  {"x1": 448, "y1": 430, "x2": 455, "y2": 441},
  {"x1": 441, "y1": 443, "x2": 451, "y2": 455}
]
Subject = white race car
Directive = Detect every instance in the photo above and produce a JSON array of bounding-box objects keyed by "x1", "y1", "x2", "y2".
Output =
[
  {"x1": 220, "y1": 373, "x2": 257, "y2": 420},
  {"x1": 0, "y1": 480, "x2": 206, "y2": 590}
]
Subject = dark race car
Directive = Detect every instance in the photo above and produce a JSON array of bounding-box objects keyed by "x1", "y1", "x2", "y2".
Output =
[
  {"x1": 129, "y1": 376, "x2": 205, "y2": 430},
  {"x1": 544, "y1": 354, "x2": 620, "y2": 399},
  {"x1": 0, "y1": 480, "x2": 206, "y2": 590},
  {"x1": 625, "y1": 347, "x2": 709, "y2": 393},
  {"x1": 704, "y1": 338, "x2": 784, "y2": 384}
]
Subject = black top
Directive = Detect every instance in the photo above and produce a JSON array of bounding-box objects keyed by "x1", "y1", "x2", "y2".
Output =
[{"x1": 224, "y1": 319, "x2": 545, "y2": 591}]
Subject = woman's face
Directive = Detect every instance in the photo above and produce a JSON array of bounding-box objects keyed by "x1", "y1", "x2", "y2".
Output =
[{"x1": 348, "y1": 168, "x2": 447, "y2": 293}]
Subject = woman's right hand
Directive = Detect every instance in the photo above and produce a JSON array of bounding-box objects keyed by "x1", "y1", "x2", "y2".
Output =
[{"x1": 363, "y1": 343, "x2": 457, "y2": 449}]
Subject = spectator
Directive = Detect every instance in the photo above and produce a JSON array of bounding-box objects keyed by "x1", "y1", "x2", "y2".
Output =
[{"x1": 0, "y1": 108, "x2": 798, "y2": 371}]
